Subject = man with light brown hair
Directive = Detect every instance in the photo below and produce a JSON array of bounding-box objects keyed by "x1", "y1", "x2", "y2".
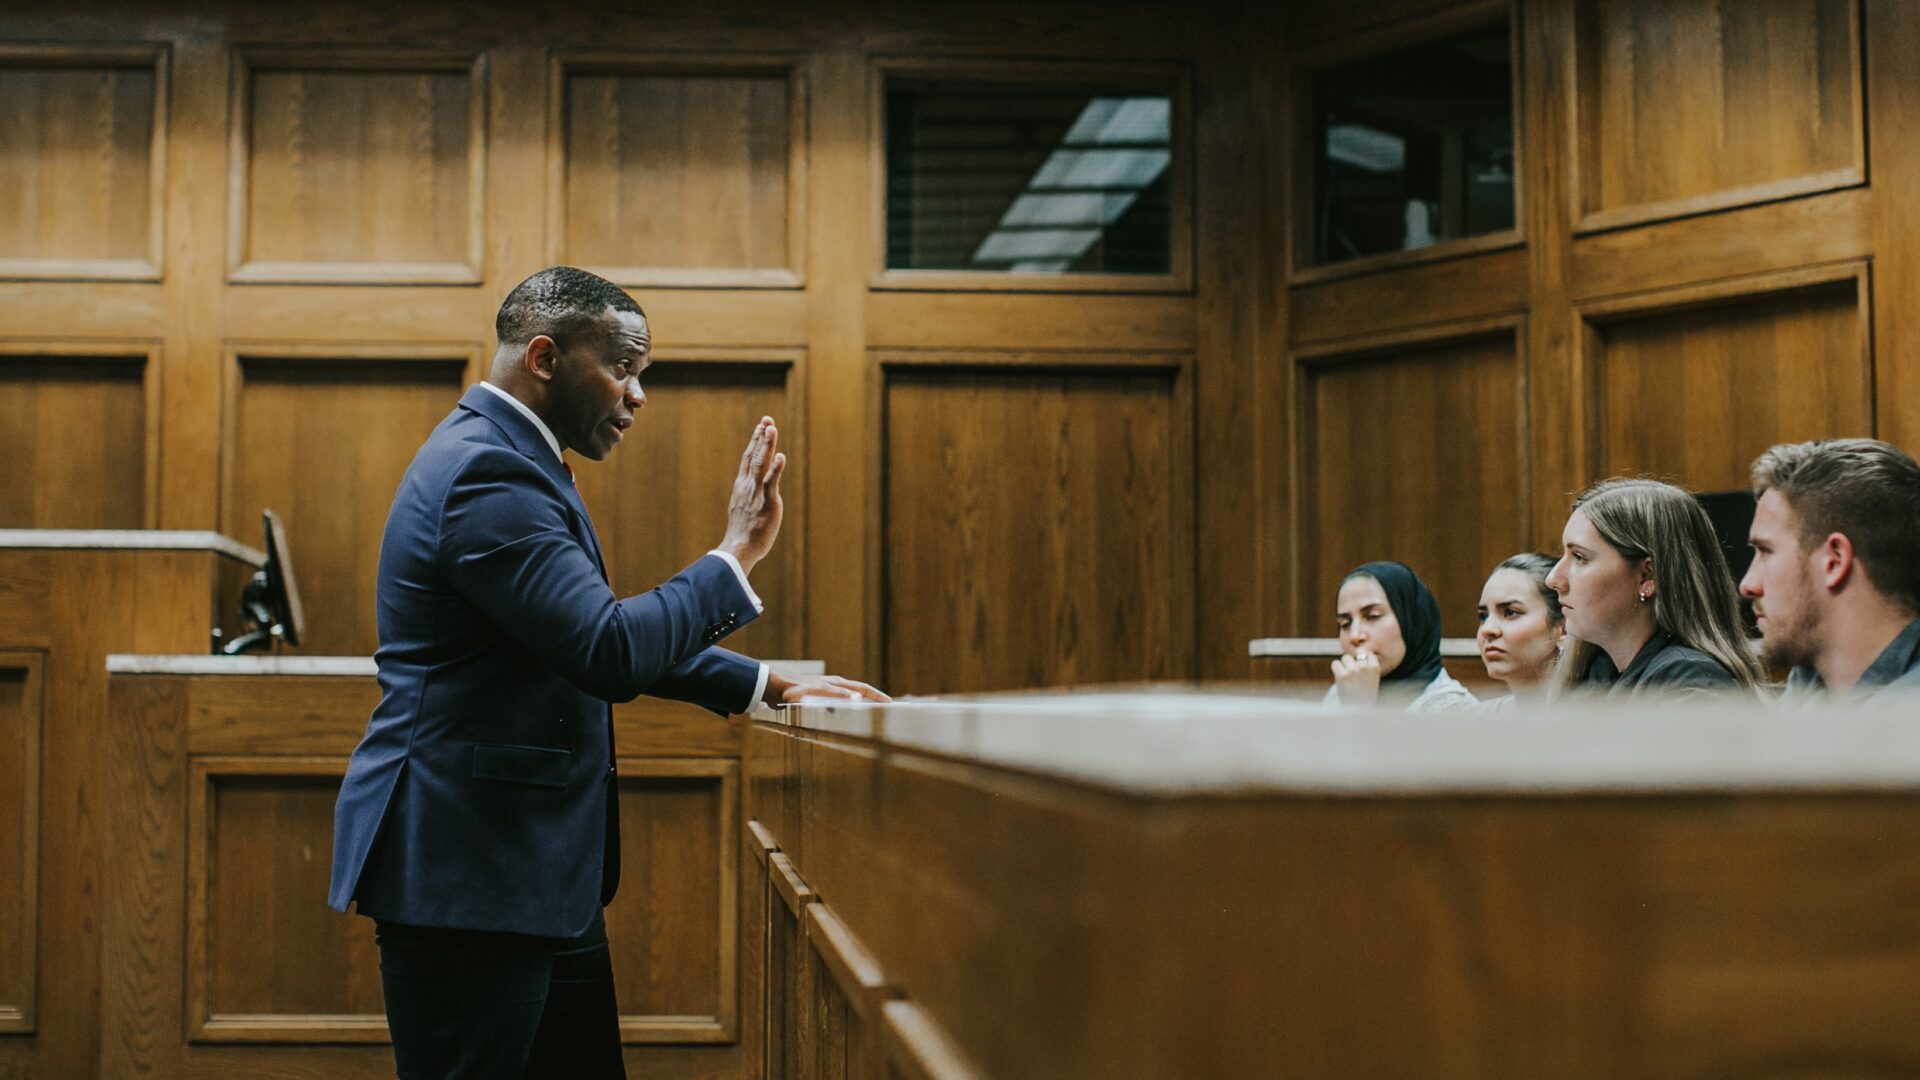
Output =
[{"x1": 1741, "y1": 438, "x2": 1920, "y2": 699}]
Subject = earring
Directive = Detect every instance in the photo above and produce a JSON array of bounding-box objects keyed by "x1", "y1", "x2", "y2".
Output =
[{"x1": 1638, "y1": 591, "x2": 1650, "y2": 603}]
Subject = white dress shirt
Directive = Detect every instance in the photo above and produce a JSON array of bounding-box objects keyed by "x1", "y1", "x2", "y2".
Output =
[{"x1": 477, "y1": 381, "x2": 771, "y2": 707}]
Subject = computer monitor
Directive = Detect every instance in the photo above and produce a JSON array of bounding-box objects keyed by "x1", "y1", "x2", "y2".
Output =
[
  {"x1": 1696, "y1": 490, "x2": 1757, "y2": 584},
  {"x1": 216, "y1": 509, "x2": 305, "y2": 655}
]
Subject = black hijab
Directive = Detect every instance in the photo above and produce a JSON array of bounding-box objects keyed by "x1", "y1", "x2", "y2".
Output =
[{"x1": 1341, "y1": 561, "x2": 1445, "y2": 688}]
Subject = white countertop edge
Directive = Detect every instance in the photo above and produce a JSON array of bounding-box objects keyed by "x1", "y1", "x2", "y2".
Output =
[
  {"x1": 1250, "y1": 637, "x2": 1480, "y2": 659},
  {"x1": 787, "y1": 695, "x2": 1920, "y2": 796},
  {"x1": 0, "y1": 529, "x2": 266, "y2": 566},
  {"x1": 107, "y1": 654, "x2": 378, "y2": 676},
  {"x1": 107, "y1": 655, "x2": 829, "y2": 680}
]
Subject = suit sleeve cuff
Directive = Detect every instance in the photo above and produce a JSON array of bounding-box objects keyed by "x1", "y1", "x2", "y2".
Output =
[
  {"x1": 750, "y1": 662, "x2": 771, "y2": 712},
  {"x1": 706, "y1": 550, "x2": 764, "y2": 614}
]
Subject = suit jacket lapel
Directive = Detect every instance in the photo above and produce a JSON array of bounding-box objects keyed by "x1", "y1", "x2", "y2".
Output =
[{"x1": 458, "y1": 385, "x2": 609, "y2": 583}]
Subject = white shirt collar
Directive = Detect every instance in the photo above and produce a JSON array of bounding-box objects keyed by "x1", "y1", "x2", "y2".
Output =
[{"x1": 477, "y1": 381, "x2": 563, "y2": 465}]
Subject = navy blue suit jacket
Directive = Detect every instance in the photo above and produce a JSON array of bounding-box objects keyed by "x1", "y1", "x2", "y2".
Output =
[{"x1": 328, "y1": 385, "x2": 762, "y2": 937}]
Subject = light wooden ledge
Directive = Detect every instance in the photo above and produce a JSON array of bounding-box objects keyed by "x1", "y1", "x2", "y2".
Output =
[
  {"x1": 0, "y1": 529, "x2": 266, "y2": 566},
  {"x1": 1249, "y1": 636, "x2": 1480, "y2": 658},
  {"x1": 782, "y1": 689, "x2": 1920, "y2": 797}
]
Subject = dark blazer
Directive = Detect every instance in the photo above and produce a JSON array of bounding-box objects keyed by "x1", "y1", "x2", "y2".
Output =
[
  {"x1": 1577, "y1": 629, "x2": 1744, "y2": 701},
  {"x1": 328, "y1": 385, "x2": 762, "y2": 938}
]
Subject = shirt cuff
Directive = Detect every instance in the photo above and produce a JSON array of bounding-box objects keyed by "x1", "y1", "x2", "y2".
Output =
[
  {"x1": 750, "y1": 662, "x2": 771, "y2": 712},
  {"x1": 706, "y1": 549, "x2": 764, "y2": 614}
]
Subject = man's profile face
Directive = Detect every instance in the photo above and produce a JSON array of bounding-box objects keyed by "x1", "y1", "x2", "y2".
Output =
[
  {"x1": 1741, "y1": 488, "x2": 1821, "y2": 668},
  {"x1": 549, "y1": 308, "x2": 650, "y2": 462}
]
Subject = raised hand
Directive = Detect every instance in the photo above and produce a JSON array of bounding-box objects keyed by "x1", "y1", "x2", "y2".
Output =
[{"x1": 718, "y1": 417, "x2": 786, "y2": 574}]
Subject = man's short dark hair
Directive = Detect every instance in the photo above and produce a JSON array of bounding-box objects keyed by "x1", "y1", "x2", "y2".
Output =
[
  {"x1": 1752, "y1": 438, "x2": 1920, "y2": 613},
  {"x1": 494, "y1": 267, "x2": 644, "y2": 349}
]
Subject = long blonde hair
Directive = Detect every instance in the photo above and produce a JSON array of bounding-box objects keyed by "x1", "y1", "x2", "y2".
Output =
[{"x1": 1551, "y1": 478, "x2": 1765, "y2": 695}]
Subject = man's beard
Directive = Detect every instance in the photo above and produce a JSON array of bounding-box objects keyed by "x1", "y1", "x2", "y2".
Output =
[{"x1": 1758, "y1": 586, "x2": 1820, "y2": 671}]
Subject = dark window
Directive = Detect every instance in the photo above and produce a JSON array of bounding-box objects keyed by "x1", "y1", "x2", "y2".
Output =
[
  {"x1": 1310, "y1": 24, "x2": 1515, "y2": 266},
  {"x1": 886, "y1": 78, "x2": 1173, "y2": 274}
]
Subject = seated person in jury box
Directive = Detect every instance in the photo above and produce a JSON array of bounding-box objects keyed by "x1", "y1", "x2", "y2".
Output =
[
  {"x1": 1743, "y1": 438, "x2": 1920, "y2": 701},
  {"x1": 1474, "y1": 553, "x2": 1566, "y2": 710},
  {"x1": 328, "y1": 267, "x2": 886, "y2": 1080},
  {"x1": 1327, "y1": 560, "x2": 1478, "y2": 711},
  {"x1": 1545, "y1": 477, "x2": 1764, "y2": 702}
]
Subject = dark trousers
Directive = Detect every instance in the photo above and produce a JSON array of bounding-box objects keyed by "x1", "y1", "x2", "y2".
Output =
[{"x1": 374, "y1": 911, "x2": 626, "y2": 1080}]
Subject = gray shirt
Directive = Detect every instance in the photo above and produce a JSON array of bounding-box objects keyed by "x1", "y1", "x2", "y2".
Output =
[{"x1": 1783, "y1": 617, "x2": 1920, "y2": 702}]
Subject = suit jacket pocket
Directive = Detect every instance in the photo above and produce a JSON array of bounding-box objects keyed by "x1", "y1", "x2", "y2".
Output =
[{"x1": 471, "y1": 743, "x2": 572, "y2": 788}]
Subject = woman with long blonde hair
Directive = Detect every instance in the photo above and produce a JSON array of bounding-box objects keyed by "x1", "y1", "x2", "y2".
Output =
[{"x1": 1545, "y1": 478, "x2": 1765, "y2": 699}]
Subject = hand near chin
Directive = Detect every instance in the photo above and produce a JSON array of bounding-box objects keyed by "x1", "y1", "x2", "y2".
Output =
[{"x1": 1330, "y1": 650, "x2": 1383, "y2": 706}]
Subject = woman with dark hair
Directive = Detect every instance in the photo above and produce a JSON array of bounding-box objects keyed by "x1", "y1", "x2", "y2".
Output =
[
  {"x1": 1545, "y1": 478, "x2": 1765, "y2": 700},
  {"x1": 1326, "y1": 561, "x2": 1477, "y2": 711},
  {"x1": 1476, "y1": 553, "x2": 1566, "y2": 706}
]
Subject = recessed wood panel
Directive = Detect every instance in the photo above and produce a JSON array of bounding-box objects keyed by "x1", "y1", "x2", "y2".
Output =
[
  {"x1": 884, "y1": 362, "x2": 1188, "y2": 694},
  {"x1": 0, "y1": 354, "x2": 147, "y2": 528},
  {"x1": 233, "y1": 52, "x2": 483, "y2": 282},
  {"x1": 1592, "y1": 279, "x2": 1870, "y2": 491},
  {"x1": 193, "y1": 767, "x2": 383, "y2": 1038},
  {"x1": 573, "y1": 358, "x2": 801, "y2": 661},
  {"x1": 0, "y1": 50, "x2": 162, "y2": 278},
  {"x1": 554, "y1": 59, "x2": 797, "y2": 283},
  {"x1": 1298, "y1": 332, "x2": 1525, "y2": 639},
  {"x1": 1574, "y1": 0, "x2": 1861, "y2": 230},
  {"x1": 227, "y1": 356, "x2": 466, "y2": 656},
  {"x1": 605, "y1": 760, "x2": 737, "y2": 1042},
  {"x1": 0, "y1": 656, "x2": 41, "y2": 1033}
]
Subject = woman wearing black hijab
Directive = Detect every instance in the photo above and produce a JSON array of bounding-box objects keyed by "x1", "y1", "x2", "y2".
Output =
[{"x1": 1324, "y1": 561, "x2": 1478, "y2": 711}]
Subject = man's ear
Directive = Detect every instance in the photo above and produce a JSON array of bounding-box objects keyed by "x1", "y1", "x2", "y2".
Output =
[
  {"x1": 1819, "y1": 531, "x2": 1856, "y2": 592},
  {"x1": 523, "y1": 335, "x2": 560, "y2": 382}
]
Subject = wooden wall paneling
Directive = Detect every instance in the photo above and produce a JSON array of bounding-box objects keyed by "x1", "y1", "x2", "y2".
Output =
[
  {"x1": 805, "y1": 44, "x2": 879, "y2": 682},
  {"x1": 769, "y1": 851, "x2": 818, "y2": 1080},
  {"x1": 1868, "y1": 0, "x2": 1920, "y2": 451},
  {"x1": 1284, "y1": 0, "x2": 1522, "y2": 285},
  {"x1": 221, "y1": 286, "x2": 493, "y2": 346},
  {"x1": 228, "y1": 48, "x2": 487, "y2": 284},
  {"x1": 0, "y1": 343, "x2": 157, "y2": 529},
  {"x1": 864, "y1": 293, "x2": 1195, "y2": 353},
  {"x1": 0, "y1": 652, "x2": 42, "y2": 1034},
  {"x1": 1519, "y1": 0, "x2": 1582, "y2": 552},
  {"x1": 1189, "y1": 1, "x2": 1259, "y2": 679},
  {"x1": 878, "y1": 1001, "x2": 982, "y2": 1080},
  {"x1": 742, "y1": 822, "x2": 776, "y2": 1080},
  {"x1": 865, "y1": 57, "x2": 1195, "y2": 295},
  {"x1": 220, "y1": 346, "x2": 475, "y2": 656},
  {"x1": 1568, "y1": 0, "x2": 1864, "y2": 234},
  {"x1": 1253, "y1": 0, "x2": 1296, "y2": 651},
  {"x1": 573, "y1": 348, "x2": 805, "y2": 661},
  {"x1": 1288, "y1": 247, "x2": 1529, "y2": 347},
  {"x1": 1578, "y1": 262, "x2": 1873, "y2": 492},
  {"x1": 805, "y1": 904, "x2": 897, "y2": 1080},
  {"x1": 185, "y1": 756, "x2": 384, "y2": 1042},
  {"x1": 879, "y1": 352, "x2": 1193, "y2": 694},
  {"x1": 1568, "y1": 187, "x2": 1873, "y2": 304},
  {"x1": 604, "y1": 757, "x2": 740, "y2": 1043},
  {"x1": 102, "y1": 670, "x2": 192, "y2": 1079},
  {"x1": 0, "y1": 43, "x2": 167, "y2": 281},
  {"x1": 155, "y1": 33, "x2": 229, "y2": 531},
  {"x1": 185, "y1": 675, "x2": 377, "y2": 756},
  {"x1": 1291, "y1": 318, "x2": 1528, "y2": 640},
  {"x1": 549, "y1": 52, "x2": 806, "y2": 288},
  {"x1": 0, "y1": 282, "x2": 163, "y2": 340}
]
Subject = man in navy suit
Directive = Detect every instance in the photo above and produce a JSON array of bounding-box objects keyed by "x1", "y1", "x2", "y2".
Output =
[{"x1": 329, "y1": 267, "x2": 885, "y2": 1078}]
